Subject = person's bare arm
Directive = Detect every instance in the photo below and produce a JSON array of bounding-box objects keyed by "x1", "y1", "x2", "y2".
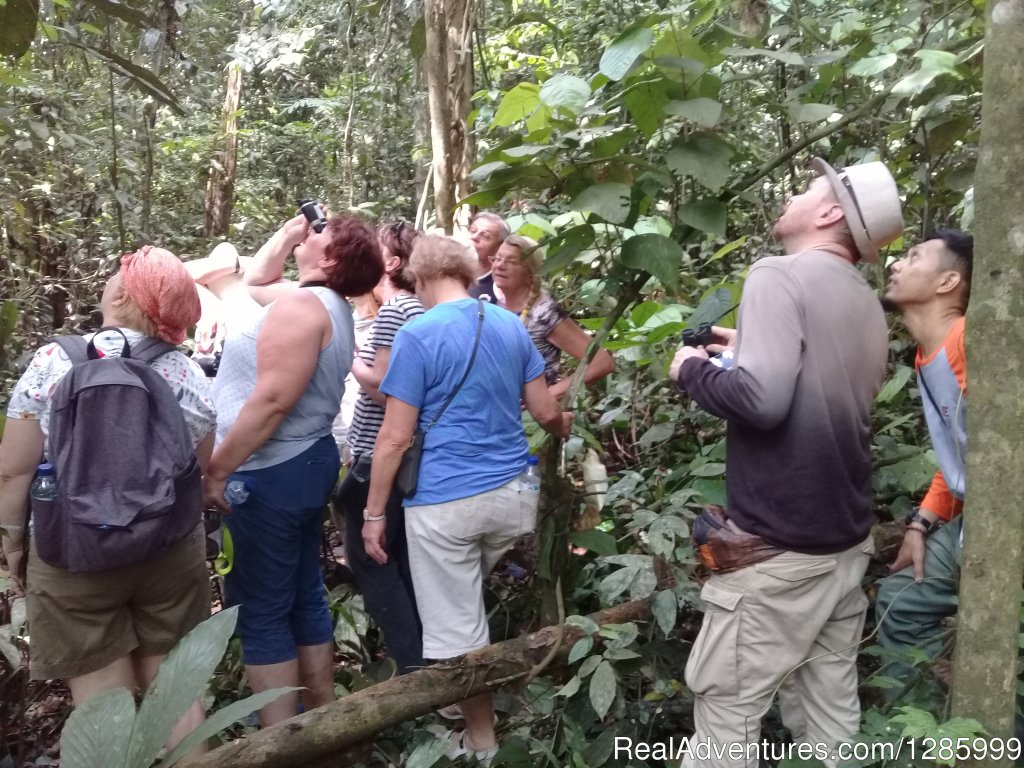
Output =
[
  {"x1": 523, "y1": 375, "x2": 572, "y2": 438},
  {"x1": 362, "y1": 398, "x2": 419, "y2": 564},
  {"x1": 0, "y1": 419, "x2": 45, "y2": 594},
  {"x1": 352, "y1": 347, "x2": 391, "y2": 407},
  {"x1": 242, "y1": 215, "x2": 308, "y2": 303},
  {"x1": 544, "y1": 318, "x2": 615, "y2": 401},
  {"x1": 203, "y1": 290, "x2": 328, "y2": 510}
]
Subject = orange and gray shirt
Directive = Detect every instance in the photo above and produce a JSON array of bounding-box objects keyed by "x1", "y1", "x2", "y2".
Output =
[{"x1": 917, "y1": 316, "x2": 967, "y2": 521}]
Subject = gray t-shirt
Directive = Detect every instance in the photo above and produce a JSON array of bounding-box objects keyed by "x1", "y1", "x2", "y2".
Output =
[
  {"x1": 214, "y1": 286, "x2": 354, "y2": 470},
  {"x1": 679, "y1": 250, "x2": 888, "y2": 554}
]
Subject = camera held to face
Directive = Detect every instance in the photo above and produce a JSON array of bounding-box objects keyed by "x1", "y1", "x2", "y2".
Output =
[{"x1": 298, "y1": 199, "x2": 328, "y2": 233}]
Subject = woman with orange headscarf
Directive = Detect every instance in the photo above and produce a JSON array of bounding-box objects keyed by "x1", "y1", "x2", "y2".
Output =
[{"x1": 0, "y1": 246, "x2": 215, "y2": 752}]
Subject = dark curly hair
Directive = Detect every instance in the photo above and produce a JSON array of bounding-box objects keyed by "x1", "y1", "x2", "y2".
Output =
[
  {"x1": 378, "y1": 220, "x2": 419, "y2": 294},
  {"x1": 323, "y1": 215, "x2": 385, "y2": 298}
]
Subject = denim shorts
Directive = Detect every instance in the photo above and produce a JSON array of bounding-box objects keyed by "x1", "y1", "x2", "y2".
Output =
[{"x1": 223, "y1": 436, "x2": 340, "y2": 665}]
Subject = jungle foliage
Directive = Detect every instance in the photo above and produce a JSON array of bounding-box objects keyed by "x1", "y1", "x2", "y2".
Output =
[{"x1": 0, "y1": 0, "x2": 997, "y2": 765}]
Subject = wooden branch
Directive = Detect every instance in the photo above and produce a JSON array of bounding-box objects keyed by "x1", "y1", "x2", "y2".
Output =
[
  {"x1": 727, "y1": 90, "x2": 890, "y2": 200},
  {"x1": 180, "y1": 599, "x2": 653, "y2": 768}
]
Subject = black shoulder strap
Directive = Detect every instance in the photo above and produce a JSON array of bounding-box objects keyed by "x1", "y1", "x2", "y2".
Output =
[
  {"x1": 424, "y1": 298, "x2": 486, "y2": 434},
  {"x1": 131, "y1": 337, "x2": 178, "y2": 364},
  {"x1": 51, "y1": 336, "x2": 90, "y2": 365}
]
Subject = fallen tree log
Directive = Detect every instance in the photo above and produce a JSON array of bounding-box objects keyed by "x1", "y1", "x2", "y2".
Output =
[{"x1": 181, "y1": 598, "x2": 653, "y2": 768}]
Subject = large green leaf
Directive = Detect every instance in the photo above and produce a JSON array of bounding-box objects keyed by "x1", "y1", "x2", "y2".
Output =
[
  {"x1": 406, "y1": 736, "x2": 449, "y2": 768},
  {"x1": 637, "y1": 421, "x2": 674, "y2": 447},
  {"x1": 540, "y1": 224, "x2": 595, "y2": 274},
  {"x1": 599, "y1": 27, "x2": 655, "y2": 81},
  {"x1": 568, "y1": 528, "x2": 618, "y2": 556},
  {"x1": 469, "y1": 160, "x2": 508, "y2": 183},
  {"x1": 664, "y1": 97, "x2": 722, "y2": 128},
  {"x1": 651, "y1": 27, "x2": 714, "y2": 67},
  {"x1": 457, "y1": 186, "x2": 511, "y2": 208},
  {"x1": 875, "y1": 364, "x2": 913, "y2": 403},
  {"x1": 787, "y1": 102, "x2": 836, "y2": 124},
  {"x1": 492, "y1": 83, "x2": 541, "y2": 128},
  {"x1": 666, "y1": 135, "x2": 734, "y2": 192},
  {"x1": 847, "y1": 53, "x2": 898, "y2": 77},
  {"x1": 126, "y1": 607, "x2": 239, "y2": 768},
  {"x1": 620, "y1": 233, "x2": 683, "y2": 289},
  {"x1": 680, "y1": 198, "x2": 727, "y2": 235},
  {"x1": 893, "y1": 49, "x2": 962, "y2": 95},
  {"x1": 589, "y1": 660, "x2": 617, "y2": 719},
  {"x1": 161, "y1": 687, "x2": 301, "y2": 767},
  {"x1": 652, "y1": 590, "x2": 678, "y2": 636},
  {"x1": 622, "y1": 79, "x2": 669, "y2": 139},
  {"x1": 570, "y1": 183, "x2": 632, "y2": 225},
  {"x1": 62, "y1": 688, "x2": 135, "y2": 768},
  {"x1": 0, "y1": 0, "x2": 39, "y2": 59},
  {"x1": 540, "y1": 74, "x2": 590, "y2": 114},
  {"x1": 689, "y1": 286, "x2": 735, "y2": 327}
]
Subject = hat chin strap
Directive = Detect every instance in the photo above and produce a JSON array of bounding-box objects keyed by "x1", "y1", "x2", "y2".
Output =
[{"x1": 836, "y1": 170, "x2": 872, "y2": 244}]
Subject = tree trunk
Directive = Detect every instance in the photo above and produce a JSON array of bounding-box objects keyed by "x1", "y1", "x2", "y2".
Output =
[
  {"x1": 180, "y1": 599, "x2": 653, "y2": 768},
  {"x1": 140, "y1": 0, "x2": 177, "y2": 238},
  {"x1": 203, "y1": 63, "x2": 243, "y2": 238},
  {"x1": 422, "y1": 0, "x2": 474, "y2": 233},
  {"x1": 949, "y1": 2, "x2": 1024, "y2": 765}
]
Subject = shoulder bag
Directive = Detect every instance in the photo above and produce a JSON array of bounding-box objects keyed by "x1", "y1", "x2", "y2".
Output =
[{"x1": 394, "y1": 298, "x2": 485, "y2": 497}]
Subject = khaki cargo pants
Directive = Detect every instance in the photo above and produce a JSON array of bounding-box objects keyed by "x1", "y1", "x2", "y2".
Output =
[{"x1": 681, "y1": 536, "x2": 874, "y2": 768}]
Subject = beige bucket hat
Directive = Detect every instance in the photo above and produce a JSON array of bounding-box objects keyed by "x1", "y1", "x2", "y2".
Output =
[{"x1": 811, "y1": 158, "x2": 904, "y2": 264}]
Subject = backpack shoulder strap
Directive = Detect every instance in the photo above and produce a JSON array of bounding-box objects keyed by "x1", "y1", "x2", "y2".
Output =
[
  {"x1": 131, "y1": 337, "x2": 178, "y2": 364},
  {"x1": 51, "y1": 335, "x2": 90, "y2": 365}
]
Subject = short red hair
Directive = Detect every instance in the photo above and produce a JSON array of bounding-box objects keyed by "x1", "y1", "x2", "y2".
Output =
[{"x1": 323, "y1": 215, "x2": 385, "y2": 298}]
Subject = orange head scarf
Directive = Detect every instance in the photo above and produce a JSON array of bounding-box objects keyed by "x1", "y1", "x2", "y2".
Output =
[{"x1": 119, "y1": 245, "x2": 201, "y2": 345}]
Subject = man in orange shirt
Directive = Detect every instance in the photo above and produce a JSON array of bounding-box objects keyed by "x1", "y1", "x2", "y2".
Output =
[{"x1": 876, "y1": 229, "x2": 972, "y2": 683}]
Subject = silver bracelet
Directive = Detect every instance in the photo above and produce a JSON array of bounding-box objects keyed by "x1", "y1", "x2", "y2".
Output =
[{"x1": 362, "y1": 509, "x2": 386, "y2": 522}]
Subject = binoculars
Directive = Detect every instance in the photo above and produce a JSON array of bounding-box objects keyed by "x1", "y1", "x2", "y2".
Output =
[
  {"x1": 682, "y1": 322, "x2": 714, "y2": 347},
  {"x1": 298, "y1": 199, "x2": 328, "y2": 233}
]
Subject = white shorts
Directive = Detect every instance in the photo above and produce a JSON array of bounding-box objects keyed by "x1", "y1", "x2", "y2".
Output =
[{"x1": 405, "y1": 478, "x2": 538, "y2": 659}]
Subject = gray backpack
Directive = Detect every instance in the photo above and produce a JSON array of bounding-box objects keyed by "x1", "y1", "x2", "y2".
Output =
[{"x1": 33, "y1": 328, "x2": 203, "y2": 572}]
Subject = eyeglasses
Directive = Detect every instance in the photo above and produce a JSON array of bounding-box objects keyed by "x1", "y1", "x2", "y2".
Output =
[
  {"x1": 491, "y1": 255, "x2": 524, "y2": 266},
  {"x1": 388, "y1": 220, "x2": 407, "y2": 239}
]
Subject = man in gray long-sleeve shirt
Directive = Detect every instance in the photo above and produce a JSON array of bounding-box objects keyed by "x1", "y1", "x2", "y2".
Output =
[{"x1": 670, "y1": 159, "x2": 903, "y2": 767}]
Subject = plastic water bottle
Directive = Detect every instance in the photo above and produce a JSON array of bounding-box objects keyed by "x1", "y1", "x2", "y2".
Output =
[
  {"x1": 517, "y1": 456, "x2": 541, "y2": 494},
  {"x1": 710, "y1": 349, "x2": 735, "y2": 370},
  {"x1": 224, "y1": 479, "x2": 249, "y2": 506},
  {"x1": 30, "y1": 463, "x2": 58, "y2": 502}
]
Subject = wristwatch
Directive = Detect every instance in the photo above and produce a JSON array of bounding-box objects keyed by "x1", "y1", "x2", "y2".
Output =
[{"x1": 904, "y1": 511, "x2": 939, "y2": 535}]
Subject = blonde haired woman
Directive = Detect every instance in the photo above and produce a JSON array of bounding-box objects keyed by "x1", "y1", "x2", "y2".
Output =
[
  {"x1": 491, "y1": 235, "x2": 614, "y2": 400},
  {"x1": 362, "y1": 234, "x2": 571, "y2": 764}
]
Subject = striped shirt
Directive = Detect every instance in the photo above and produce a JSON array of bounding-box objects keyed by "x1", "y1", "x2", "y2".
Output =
[{"x1": 348, "y1": 293, "x2": 424, "y2": 458}]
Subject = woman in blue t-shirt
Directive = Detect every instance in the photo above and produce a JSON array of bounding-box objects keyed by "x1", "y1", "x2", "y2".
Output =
[{"x1": 361, "y1": 234, "x2": 570, "y2": 766}]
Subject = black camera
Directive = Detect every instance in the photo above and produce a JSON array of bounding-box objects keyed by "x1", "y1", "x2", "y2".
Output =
[
  {"x1": 682, "y1": 322, "x2": 714, "y2": 347},
  {"x1": 298, "y1": 199, "x2": 328, "y2": 233}
]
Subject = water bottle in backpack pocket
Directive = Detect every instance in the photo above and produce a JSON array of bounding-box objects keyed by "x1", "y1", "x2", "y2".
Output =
[{"x1": 29, "y1": 463, "x2": 58, "y2": 532}]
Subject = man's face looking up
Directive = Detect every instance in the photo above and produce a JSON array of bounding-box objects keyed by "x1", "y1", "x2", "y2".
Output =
[{"x1": 469, "y1": 218, "x2": 503, "y2": 265}]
